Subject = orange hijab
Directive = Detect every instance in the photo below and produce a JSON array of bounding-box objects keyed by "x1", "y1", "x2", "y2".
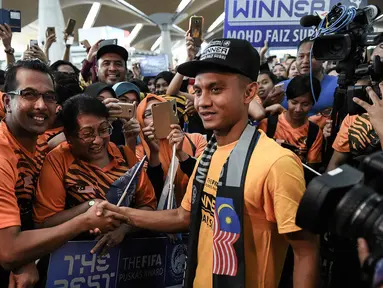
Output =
[{"x1": 136, "y1": 94, "x2": 194, "y2": 205}]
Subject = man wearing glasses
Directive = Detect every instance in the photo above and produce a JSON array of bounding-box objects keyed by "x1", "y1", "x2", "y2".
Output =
[{"x1": 0, "y1": 60, "x2": 126, "y2": 286}]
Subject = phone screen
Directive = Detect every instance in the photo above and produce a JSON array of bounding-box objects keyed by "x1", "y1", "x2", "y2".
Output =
[
  {"x1": 30, "y1": 40, "x2": 38, "y2": 47},
  {"x1": 65, "y1": 19, "x2": 76, "y2": 35},
  {"x1": 189, "y1": 16, "x2": 203, "y2": 47},
  {"x1": 101, "y1": 39, "x2": 118, "y2": 46}
]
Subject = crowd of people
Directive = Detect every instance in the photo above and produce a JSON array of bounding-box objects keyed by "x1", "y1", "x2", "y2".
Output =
[{"x1": 0, "y1": 18, "x2": 382, "y2": 288}]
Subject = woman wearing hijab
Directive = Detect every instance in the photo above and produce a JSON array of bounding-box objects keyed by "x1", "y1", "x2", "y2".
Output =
[
  {"x1": 154, "y1": 71, "x2": 175, "y2": 95},
  {"x1": 135, "y1": 94, "x2": 207, "y2": 204}
]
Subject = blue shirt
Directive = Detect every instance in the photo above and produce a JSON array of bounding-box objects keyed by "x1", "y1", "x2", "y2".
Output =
[{"x1": 281, "y1": 74, "x2": 338, "y2": 116}]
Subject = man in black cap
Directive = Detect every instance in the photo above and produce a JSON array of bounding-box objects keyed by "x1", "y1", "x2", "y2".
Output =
[
  {"x1": 95, "y1": 38, "x2": 319, "y2": 288},
  {"x1": 96, "y1": 42, "x2": 129, "y2": 86}
]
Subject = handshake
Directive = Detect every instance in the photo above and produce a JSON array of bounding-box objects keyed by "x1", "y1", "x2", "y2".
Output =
[{"x1": 80, "y1": 200, "x2": 129, "y2": 235}]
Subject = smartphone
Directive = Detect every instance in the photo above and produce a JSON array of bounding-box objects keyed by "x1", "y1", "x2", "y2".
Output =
[
  {"x1": 80, "y1": 39, "x2": 91, "y2": 49},
  {"x1": 151, "y1": 99, "x2": 179, "y2": 139},
  {"x1": 65, "y1": 18, "x2": 76, "y2": 35},
  {"x1": 189, "y1": 16, "x2": 204, "y2": 47},
  {"x1": 29, "y1": 39, "x2": 38, "y2": 47},
  {"x1": 117, "y1": 103, "x2": 136, "y2": 119},
  {"x1": 101, "y1": 39, "x2": 118, "y2": 46},
  {"x1": 46, "y1": 27, "x2": 55, "y2": 37}
]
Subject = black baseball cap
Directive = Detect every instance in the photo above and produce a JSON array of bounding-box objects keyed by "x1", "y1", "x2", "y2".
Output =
[
  {"x1": 177, "y1": 38, "x2": 260, "y2": 81},
  {"x1": 96, "y1": 42, "x2": 129, "y2": 62}
]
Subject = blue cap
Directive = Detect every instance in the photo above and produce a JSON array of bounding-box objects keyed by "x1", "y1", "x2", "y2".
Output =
[{"x1": 112, "y1": 82, "x2": 140, "y2": 99}]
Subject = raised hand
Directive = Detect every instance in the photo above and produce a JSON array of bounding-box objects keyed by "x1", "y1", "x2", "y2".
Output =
[
  {"x1": 0, "y1": 24, "x2": 12, "y2": 50},
  {"x1": 167, "y1": 124, "x2": 184, "y2": 152},
  {"x1": 87, "y1": 39, "x2": 104, "y2": 62},
  {"x1": 142, "y1": 122, "x2": 160, "y2": 153},
  {"x1": 185, "y1": 33, "x2": 197, "y2": 61},
  {"x1": 103, "y1": 98, "x2": 122, "y2": 122}
]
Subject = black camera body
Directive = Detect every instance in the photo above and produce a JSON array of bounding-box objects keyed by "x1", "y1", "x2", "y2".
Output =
[
  {"x1": 310, "y1": 3, "x2": 383, "y2": 116},
  {"x1": 296, "y1": 151, "x2": 383, "y2": 286}
]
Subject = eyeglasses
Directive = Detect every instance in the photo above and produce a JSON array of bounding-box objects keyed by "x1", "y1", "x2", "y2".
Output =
[
  {"x1": 8, "y1": 88, "x2": 57, "y2": 104},
  {"x1": 77, "y1": 124, "x2": 113, "y2": 143}
]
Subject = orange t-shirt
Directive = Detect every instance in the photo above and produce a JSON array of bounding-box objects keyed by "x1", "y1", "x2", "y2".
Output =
[
  {"x1": 258, "y1": 112, "x2": 323, "y2": 163},
  {"x1": 136, "y1": 132, "x2": 207, "y2": 205},
  {"x1": 0, "y1": 121, "x2": 49, "y2": 230},
  {"x1": 33, "y1": 142, "x2": 156, "y2": 224},
  {"x1": 42, "y1": 126, "x2": 64, "y2": 143},
  {"x1": 332, "y1": 113, "x2": 379, "y2": 155},
  {"x1": 0, "y1": 92, "x2": 5, "y2": 119},
  {"x1": 181, "y1": 131, "x2": 305, "y2": 288}
]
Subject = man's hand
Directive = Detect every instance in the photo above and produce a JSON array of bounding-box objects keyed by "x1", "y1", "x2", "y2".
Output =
[
  {"x1": 186, "y1": 34, "x2": 197, "y2": 61},
  {"x1": 87, "y1": 39, "x2": 104, "y2": 62},
  {"x1": 265, "y1": 104, "x2": 285, "y2": 116},
  {"x1": 90, "y1": 224, "x2": 130, "y2": 255},
  {"x1": 0, "y1": 24, "x2": 12, "y2": 50},
  {"x1": 358, "y1": 238, "x2": 369, "y2": 266},
  {"x1": 353, "y1": 83, "x2": 383, "y2": 138},
  {"x1": 142, "y1": 123, "x2": 160, "y2": 153},
  {"x1": 82, "y1": 201, "x2": 127, "y2": 234},
  {"x1": 262, "y1": 86, "x2": 285, "y2": 107},
  {"x1": 8, "y1": 262, "x2": 39, "y2": 288}
]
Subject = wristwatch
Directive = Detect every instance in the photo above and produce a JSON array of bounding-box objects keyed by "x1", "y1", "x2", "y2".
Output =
[
  {"x1": 4, "y1": 47, "x2": 14, "y2": 55},
  {"x1": 88, "y1": 200, "x2": 96, "y2": 207}
]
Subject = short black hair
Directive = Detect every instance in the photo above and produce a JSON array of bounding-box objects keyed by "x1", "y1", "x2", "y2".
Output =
[
  {"x1": 50, "y1": 60, "x2": 80, "y2": 75},
  {"x1": 4, "y1": 59, "x2": 55, "y2": 92},
  {"x1": 258, "y1": 70, "x2": 277, "y2": 84},
  {"x1": 54, "y1": 72, "x2": 83, "y2": 105},
  {"x1": 61, "y1": 94, "x2": 109, "y2": 136},
  {"x1": 297, "y1": 37, "x2": 313, "y2": 51},
  {"x1": 286, "y1": 74, "x2": 321, "y2": 103}
]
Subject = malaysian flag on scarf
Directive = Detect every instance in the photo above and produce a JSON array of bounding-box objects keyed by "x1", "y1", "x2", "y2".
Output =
[
  {"x1": 213, "y1": 197, "x2": 241, "y2": 276},
  {"x1": 106, "y1": 157, "x2": 146, "y2": 207}
]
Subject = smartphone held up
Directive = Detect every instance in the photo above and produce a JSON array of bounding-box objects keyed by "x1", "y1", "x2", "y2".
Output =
[
  {"x1": 151, "y1": 99, "x2": 179, "y2": 139},
  {"x1": 189, "y1": 16, "x2": 203, "y2": 47}
]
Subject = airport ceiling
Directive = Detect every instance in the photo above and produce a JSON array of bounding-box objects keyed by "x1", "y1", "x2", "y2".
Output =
[{"x1": 3, "y1": 0, "x2": 383, "y2": 51}]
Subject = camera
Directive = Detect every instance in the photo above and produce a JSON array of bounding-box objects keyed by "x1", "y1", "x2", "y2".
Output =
[
  {"x1": 306, "y1": 3, "x2": 383, "y2": 116},
  {"x1": 296, "y1": 151, "x2": 383, "y2": 287}
]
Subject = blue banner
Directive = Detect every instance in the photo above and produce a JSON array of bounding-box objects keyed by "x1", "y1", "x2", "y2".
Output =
[
  {"x1": 139, "y1": 54, "x2": 169, "y2": 77},
  {"x1": 47, "y1": 236, "x2": 188, "y2": 288},
  {"x1": 224, "y1": 0, "x2": 368, "y2": 48}
]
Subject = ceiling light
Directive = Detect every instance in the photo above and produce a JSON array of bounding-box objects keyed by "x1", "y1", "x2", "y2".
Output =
[
  {"x1": 207, "y1": 12, "x2": 225, "y2": 33},
  {"x1": 83, "y1": 2, "x2": 101, "y2": 29},
  {"x1": 151, "y1": 36, "x2": 162, "y2": 51},
  {"x1": 176, "y1": 0, "x2": 193, "y2": 13},
  {"x1": 116, "y1": 0, "x2": 156, "y2": 25},
  {"x1": 127, "y1": 23, "x2": 143, "y2": 44}
]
